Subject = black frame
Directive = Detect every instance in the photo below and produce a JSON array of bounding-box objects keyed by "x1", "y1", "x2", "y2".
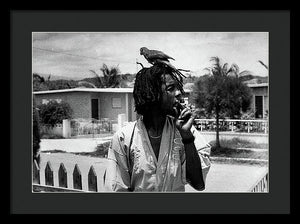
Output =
[{"x1": 10, "y1": 10, "x2": 291, "y2": 214}]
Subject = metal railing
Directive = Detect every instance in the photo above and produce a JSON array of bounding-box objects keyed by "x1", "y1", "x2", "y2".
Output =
[
  {"x1": 71, "y1": 118, "x2": 117, "y2": 137},
  {"x1": 194, "y1": 119, "x2": 268, "y2": 134}
]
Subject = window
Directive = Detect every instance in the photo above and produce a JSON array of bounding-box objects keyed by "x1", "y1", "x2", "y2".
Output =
[{"x1": 112, "y1": 98, "x2": 122, "y2": 108}]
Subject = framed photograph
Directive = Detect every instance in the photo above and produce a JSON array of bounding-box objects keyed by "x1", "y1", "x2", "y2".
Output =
[{"x1": 11, "y1": 10, "x2": 291, "y2": 214}]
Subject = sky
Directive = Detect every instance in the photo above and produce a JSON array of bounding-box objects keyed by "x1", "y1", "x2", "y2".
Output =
[{"x1": 32, "y1": 32, "x2": 268, "y2": 80}]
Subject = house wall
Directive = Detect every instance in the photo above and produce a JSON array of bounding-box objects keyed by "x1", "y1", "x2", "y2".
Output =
[
  {"x1": 98, "y1": 92, "x2": 126, "y2": 121},
  {"x1": 34, "y1": 92, "x2": 92, "y2": 119},
  {"x1": 34, "y1": 91, "x2": 138, "y2": 122},
  {"x1": 250, "y1": 86, "x2": 269, "y2": 118}
]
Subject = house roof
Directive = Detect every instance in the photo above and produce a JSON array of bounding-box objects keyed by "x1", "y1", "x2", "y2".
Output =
[
  {"x1": 33, "y1": 88, "x2": 134, "y2": 94},
  {"x1": 246, "y1": 83, "x2": 268, "y2": 88},
  {"x1": 33, "y1": 87, "x2": 192, "y2": 95}
]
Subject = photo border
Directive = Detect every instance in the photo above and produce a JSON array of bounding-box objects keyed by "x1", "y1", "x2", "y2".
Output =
[{"x1": 11, "y1": 10, "x2": 291, "y2": 214}]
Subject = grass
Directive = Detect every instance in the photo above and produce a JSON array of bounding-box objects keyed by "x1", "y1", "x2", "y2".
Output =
[
  {"x1": 210, "y1": 138, "x2": 268, "y2": 149},
  {"x1": 211, "y1": 147, "x2": 268, "y2": 159},
  {"x1": 209, "y1": 138, "x2": 268, "y2": 161}
]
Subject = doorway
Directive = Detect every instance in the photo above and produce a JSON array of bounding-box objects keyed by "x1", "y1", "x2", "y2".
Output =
[
  {"x1": 255, "y1": 96, "x2": 263, "y2": 119},
  {"x1": 91, "y1": 99, "x2": 99, "y2": 120}
]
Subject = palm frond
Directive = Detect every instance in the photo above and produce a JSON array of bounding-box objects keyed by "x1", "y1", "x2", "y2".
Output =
[
  {"x1": 78, "y1": 81, "x2": 97, "y2": 88},
  {"x1": 258, "y1": 60, "x2": 268, "y2": 70}
]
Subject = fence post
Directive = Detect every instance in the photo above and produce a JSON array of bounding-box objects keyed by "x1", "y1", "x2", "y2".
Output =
[
  {"x1": 264, "y1": 121, "x2": 268, "y2": 134},
  {"x1": 63, "y1": 119, "x2": 71, "y2": 138},
  {"x1": 118, "y1": 114, "x2": 126, "y2": 131}
]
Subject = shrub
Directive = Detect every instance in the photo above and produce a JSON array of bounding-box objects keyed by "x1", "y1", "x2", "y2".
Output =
[
  {"x1": 37, "y1": 100, "x2": 72, "y2": 127},
  {"x1": 40, "y1": 133, "x2": 65, "y2": 139},
  {"x1": 94, "y1": 141, "x2": 111, "y2": 157}
]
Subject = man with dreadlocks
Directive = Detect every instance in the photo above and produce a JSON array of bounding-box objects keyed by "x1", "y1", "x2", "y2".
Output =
[{"x1": 103, "y1": 63, "x2": 211, "y2": 192}]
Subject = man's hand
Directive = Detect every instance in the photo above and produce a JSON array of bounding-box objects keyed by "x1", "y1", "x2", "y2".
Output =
[{"x1": 175, "y1": 107, "x2": 196, "y2": 139}]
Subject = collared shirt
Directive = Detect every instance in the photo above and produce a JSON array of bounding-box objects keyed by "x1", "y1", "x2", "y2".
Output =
[{"x1": 103, "y1": 116, "x2": 211, "y2": 192}]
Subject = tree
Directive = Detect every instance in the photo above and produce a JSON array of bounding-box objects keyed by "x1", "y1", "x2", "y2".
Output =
[
  {"x1": 89, "y1": 63, "x2": 121, "y2": 88},
  {"x1": 33, "y1": 73, "x2": 78, "y2": 91},
  {"x1": 37, "y1": 100, "x2": 73, "y2": 127},
  {"x1": 33, "y1": 73, "x2": 49, "y2": 91},
  {"x1": 192, "y1": 57, "x2": 252, "y2": 148}
]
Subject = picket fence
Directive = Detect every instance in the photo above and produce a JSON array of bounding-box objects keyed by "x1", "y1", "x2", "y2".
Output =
[
  {"x1": 32, "y1": 159, "x2": 268, "y2": 193},
  {"x1": 32, "y1": 159, "x2": 98, "y2": 192},
  {"x1": 249, "y1": 169, "x2": 269, "y2": 192}
]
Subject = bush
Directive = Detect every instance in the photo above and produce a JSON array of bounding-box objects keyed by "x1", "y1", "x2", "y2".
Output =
[
  {"x1": 73, "y1": 141, "x2": 111, "y2": 158},
  {"x1": 40, "y1": 133, "x2": 65, "y2": 139},
  {"x1": 94, "y1": 141, "x2": 111, "y2": 157},
  {"x1": 38, "y1": 100, "x2": 72, "y2": 127}
]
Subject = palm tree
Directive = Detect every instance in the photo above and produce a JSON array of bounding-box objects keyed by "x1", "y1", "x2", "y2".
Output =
[
  {"x1": 89, "y1": 63, "x2": 121, "y2": 88},
  {"x1": 77, "y1": 81, "x2": 97, "y2": 88},
  {"x1": 194, "y1": 57, "x2": 252, "y2": 148},
  {"x1": 100, "y1": 64, "x2": 121, "y2": 88},
  {"x1": 217, "y1": 60, "x2": 253, "y2": 78}
]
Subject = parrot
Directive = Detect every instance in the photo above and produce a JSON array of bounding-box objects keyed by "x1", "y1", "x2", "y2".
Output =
[
  {"x1": 140, "y1": 47, "x2": 186, "y2": 78},
  {"x1": 140, "y1": 47, "x2": 175, "y2": 64}
]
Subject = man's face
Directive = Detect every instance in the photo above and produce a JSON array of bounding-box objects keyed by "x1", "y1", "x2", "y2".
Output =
[{"x1": 160, "y1": 74, "x2": 182, "y2": 117}]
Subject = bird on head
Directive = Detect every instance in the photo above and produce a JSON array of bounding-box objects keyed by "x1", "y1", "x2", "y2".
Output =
[
  {"x1": 140, "y1": 47, "x2": 186, "y2": 79},
  {"x1": 140, "y1": 47, "x2": 175, "y2": 65}
]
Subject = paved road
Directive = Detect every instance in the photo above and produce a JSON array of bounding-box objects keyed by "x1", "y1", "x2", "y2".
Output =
[
  {"x1": 185, "y1": 163, "x2": 267, "y2": 192},
  {"x1": 37, "y1": 152, "x2": 267, "y2": 193}
]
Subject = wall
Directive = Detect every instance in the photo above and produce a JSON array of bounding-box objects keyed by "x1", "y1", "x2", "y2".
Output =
[
  {"x1": 99, "y1": 92, "x2": 127, "y2": 121},
  {"x1": 34, "y1": 92, "x2": 92, "y2": 119},
  {"x1": 250, "y1": 86, "x2": 269, "y2": 118},
  {"x1": 34, "y1": 91, "x2": 139, "y2": 122}
]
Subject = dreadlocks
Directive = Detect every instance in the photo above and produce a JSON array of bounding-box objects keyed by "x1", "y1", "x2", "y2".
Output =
[{"x1": 133, "y1": 64, "x2": 185, "y2": 115}]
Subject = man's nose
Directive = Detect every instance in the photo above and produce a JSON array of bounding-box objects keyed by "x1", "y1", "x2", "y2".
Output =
[
  {"x1": 175, "y1": 90, "x2": 184, "y2": 103},
  {"x1": 175, "y1": 90, "x2": 181, "y2": 97}
]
